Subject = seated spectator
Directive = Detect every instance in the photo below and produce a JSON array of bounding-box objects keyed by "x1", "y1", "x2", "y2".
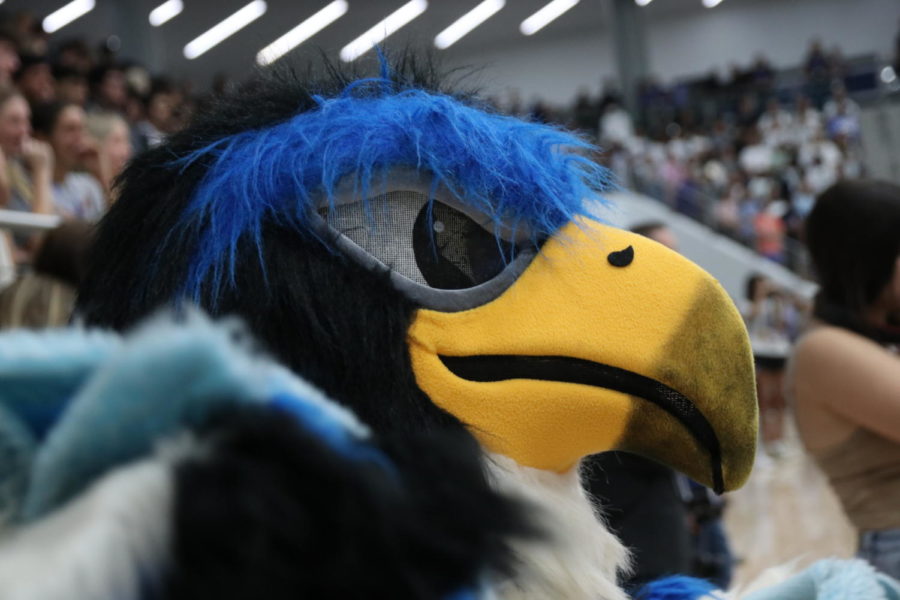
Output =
[
  {"x1": 0, "y1": 31, "x2": 20, "y2": 87},
  {"x1": 738, "y1": 127, "x2": 774, "y2": 175},
  {"x1": 0, "y1": 230, "x2": 14, "y2": 290},
  {"x1": 754, "y1": 190, "x2": 788, "y2": 264},
  {"x1": 0, "y1": 86, "x2": 53, "y2": 217},
  {"x1": 55, "y1": 38, "x2": 94, "y2": 75},
  {"x1": 799, "y1": 128, "x2": 842, "y2": 173},
  {"x1": 826, "y1": 98, "x2": 861, "y2": 141},
  {"x1": 85, "y1": 110, "x2": 132, "y2": 198},
  {"x1": 757, "y1": 98, "x2": 793, "y2": 144},
  {"x1": 744, "y1": 274, "x2": 793, "y2": 447},
  {"x1": 0, "y1": 220, "x2": 92, "y2": 328},
  {"x1": 791, "y1": 94, "x2": 822, "y2": 145},
  {"x1": 600, "y1": 101, "x2": 634, "y2": 146},
  {"x1": 31, "y1": 101, "x2": 105, "y2": 220},
  {"x1": 11, "y1": 11, "x2": 48, "y2": 56},
  {"x1": 53, "y1": 65, "x2": 89, "y2": 107},
  {"x1": 791, "y1": 177, "x2": 817, "y2": 220},
  {"x1": 805, "y1": 155, "x2": 838, "y2": 196},
  {"x1": 13, "y1": 54, "x2": 55, "y2": 105},
  {"x1": 134, "y1": 78, "x2": 180, "y2": 151},
  {"x1": 715, "y1": 176, "x2": 745, "y2": 238},
  {"x1": 88, "y1": 63, "x2": 127, "y2": 113},
  {"x1": 823, "y1": 84, "x2": 860, "y2": 123}
]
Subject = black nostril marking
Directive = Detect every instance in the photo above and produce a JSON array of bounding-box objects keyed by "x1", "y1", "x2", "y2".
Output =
[{"x1": 607, "y1": 246, "x2": 634, "y2": 267}]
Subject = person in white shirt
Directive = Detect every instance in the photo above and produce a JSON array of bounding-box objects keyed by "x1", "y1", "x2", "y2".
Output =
[{"x1": 32, "y1": 101, "x2": 105, "y2": 221}]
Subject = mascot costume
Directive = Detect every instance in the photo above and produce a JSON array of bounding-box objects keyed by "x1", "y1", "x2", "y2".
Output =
[{"x1": 0, "y1": 54, "x2": 897, "y2": 600}]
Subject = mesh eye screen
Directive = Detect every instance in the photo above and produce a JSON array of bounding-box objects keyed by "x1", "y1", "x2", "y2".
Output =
[{"x1": 320, "y1": 190, "x2": 519, "y2": 290}]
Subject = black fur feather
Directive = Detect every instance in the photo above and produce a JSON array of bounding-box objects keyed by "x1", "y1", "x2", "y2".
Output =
[{"x1": 168, "y1": 407, "x2": 534, "y2": 600}]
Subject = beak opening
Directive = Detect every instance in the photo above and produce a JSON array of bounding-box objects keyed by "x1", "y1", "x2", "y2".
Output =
[{"x1": 439, "y1": 354, "x2": 726, "y2": 493}]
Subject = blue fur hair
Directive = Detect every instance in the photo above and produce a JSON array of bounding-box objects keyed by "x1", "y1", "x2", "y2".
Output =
[
  {"x1": 172, "y1": 76, "x2": 612, "y2": 303},
  {"x1": 634, "y1": 576, "x2": 718, "y2": 600}
]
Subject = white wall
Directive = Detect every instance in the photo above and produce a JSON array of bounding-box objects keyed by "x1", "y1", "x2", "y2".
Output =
[
  {"x1": 446, "y1": 0, "x2": 897, "y2": 107},
  {"x1": 446, "y1": 33, "x2": 615, "y2": 107},
  {"x1": 647, "y1": 0, "x2": 898, "y2": 81}
]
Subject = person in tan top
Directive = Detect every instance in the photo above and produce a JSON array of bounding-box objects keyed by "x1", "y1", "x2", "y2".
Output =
[{"x1": 788, "y1": 179, "x2": 900, "y2": 579}]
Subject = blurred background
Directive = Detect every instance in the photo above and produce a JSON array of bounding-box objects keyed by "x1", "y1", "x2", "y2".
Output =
[{"x1": 0, "y1": 0, "x2": 897, "y2": 589}]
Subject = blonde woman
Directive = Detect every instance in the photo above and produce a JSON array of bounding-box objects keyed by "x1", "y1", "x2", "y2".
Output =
[{"x1": 85, "y1": 110, "x2": 133, "y2": 199}]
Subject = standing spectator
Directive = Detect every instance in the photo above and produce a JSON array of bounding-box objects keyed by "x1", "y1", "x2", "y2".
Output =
[
  {"x1": 572, "y1": 88, "x2": 599, "y2": 134},
  {"x1": 828, "y1": 45, "x2": 847, "y2": 81},
  {"x1": 789, "y1": 180, "x2": 900, "y2": 579},
  {"x1": 748, "y1": 54, "x2": 775, "y2": 94},
  {"x1": 804, "y1": 39, "x2": 831, "y2": 107},
  {"x1": 31, "y1": 101, "x2": 105, "y2": 220},
  {"x1": 895, "y1": 17, "x2": 900, "y2": 72}
]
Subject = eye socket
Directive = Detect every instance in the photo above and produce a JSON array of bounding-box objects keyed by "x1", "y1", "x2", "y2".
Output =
[
  {"x1": 320, "y1": 190, "x2": 527, "y2": 290},
  {"x1": 412, "y1": 200, "x2": 522, "y2": 289}
]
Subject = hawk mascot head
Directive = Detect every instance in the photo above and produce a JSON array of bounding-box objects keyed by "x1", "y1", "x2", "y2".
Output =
[{"x1": 0, "y1": 54, "x2": 757, "y2": 600}]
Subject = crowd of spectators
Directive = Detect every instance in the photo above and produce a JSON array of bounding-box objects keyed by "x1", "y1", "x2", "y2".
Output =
[
  {"x1": 0, "y1": 9, "x2": 202, "y2": 273},
  {"x1": 0, "y1": 5, "x2": 893, "y2": 285},
  {"x1": 502, "y1": 38, "x2": 888, "y2": 277}
]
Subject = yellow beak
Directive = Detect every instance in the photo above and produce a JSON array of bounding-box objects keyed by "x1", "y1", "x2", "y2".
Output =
[{"x1": 408, "y1": 219, "x2": 757, "y2": 492}]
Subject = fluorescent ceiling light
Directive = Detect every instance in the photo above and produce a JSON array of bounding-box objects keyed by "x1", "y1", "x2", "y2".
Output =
[
  {"x1": 43, "y1": 0, "x2": 95, "y2": 33},
  {"x1": 257, "y1": 0, "x2": 348, "y2": 66},
  {"x1": 635, "y1": 0, "x2": 653, "y2": 6},
  {"x1": 434, "y1": 0, "x2": 504, "y2": 50},
  {"x1": 520, "y1": 0, "x2": 579, "y2": 36},
  {"x1": 149, "y1": 0, "x2": 183, "y2": 27},
  {"x1": 340, "y1": 0, "x2": 428, "y2": 62},
  {"x1": 702, "y1": 0, "x2": 724, "y2": 6},
  {"x1": 184, "y1": 0, "x2": 267, "y2": 60}
]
